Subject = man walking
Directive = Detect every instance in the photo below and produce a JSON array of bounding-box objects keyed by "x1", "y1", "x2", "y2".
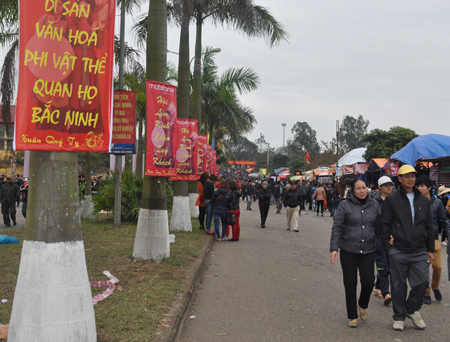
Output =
[
  {"x1": 283, "y1": 181, "x2": 301, "y2": 232},
  {"x1": 312, "y1": 184, "x2": 326, "y2": 216},
  {"x1": 258, "y1": 181, "x2": 271, "y2": 228},
  {"x1": 246, "y1": 180, "x2": 255, "y2": 210},
  {"x1": 274, "y1": 180, "x2": 284, "y2": 214},
  {"x1": 380, "y1": 165, "x2": 435, "y2": 331},
  {"x1": 0, "y1": 175, "x2": 20, "y2": 227},
  {"x1": 298, "y1": 180, "x2": 308, "y2": 215},
  {"x1": 373, "y1": 176, "x2": 394, "y2": 305}
]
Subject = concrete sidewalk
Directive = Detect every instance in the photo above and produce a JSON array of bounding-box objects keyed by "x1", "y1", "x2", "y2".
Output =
[{"x1": 180, "y1": 201, "x2": 450, "y2": 342}]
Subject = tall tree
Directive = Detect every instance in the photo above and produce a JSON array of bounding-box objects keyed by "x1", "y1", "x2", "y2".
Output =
[
  {"x1": 289, "y1": 121, "x2": 320, "y2": 157},
  {"x1": 361, "y1": 126, "x2": 419, "y2": 161},
  {"x1": 340, "y1": 115, "x2": 370, "y2": 150},
  {"x1": 133, "y1": 0, "x2": 171, "y2": 260},
  {"x1": 170, "y1": 0, "x2": 194, "y2": 232}
]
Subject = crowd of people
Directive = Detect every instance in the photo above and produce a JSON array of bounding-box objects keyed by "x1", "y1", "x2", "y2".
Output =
[{"x1": 196, "y1": 165, "x2": 450, "y2": 332}]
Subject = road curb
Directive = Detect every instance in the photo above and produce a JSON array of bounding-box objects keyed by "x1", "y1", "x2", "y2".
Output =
[{"x1": 154, "y1": 234, "x2": 215, "y2": 342}]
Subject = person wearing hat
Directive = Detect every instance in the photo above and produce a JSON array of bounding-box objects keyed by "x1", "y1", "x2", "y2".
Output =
[
  {"x1": 258, "y1": 181, "x2": 272, "y2": 228},
  {"x1": 380, "y1": 165, "x2": 435, "y2": 331},
  {"x1": 415, "y1": 175, "x2": 450, "y2": 305},
  {"x1": 0, "y1": 175, "x2": 20, "y2": 227},
  {"x1": 373, "y1": 176, "x2": 395, "y2": 305}
]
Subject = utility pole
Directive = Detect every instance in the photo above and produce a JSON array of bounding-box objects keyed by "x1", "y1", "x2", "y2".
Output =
[
  {"x1": 282, "y1": 123, "x2": 286, "y2": 153},
  {"x1": 336, "y1": 120, "x2": 339, "y2": 155},
  {"x1": 114, "y1": 2, "x2": 126, "y2": 226}
]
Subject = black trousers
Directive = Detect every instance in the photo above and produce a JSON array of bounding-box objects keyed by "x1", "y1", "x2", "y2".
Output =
[
  {"x1": 198, "y1": 206, "x2": 206, "y2": 228},
  {"x1": 340, "y1": 250, "x2": 375, "y2": 319},
  {"x1": 259, "y1": 203, "x2": 270, "y2": 225},
  {"x1": 2, "y1": 201, "x2": 17, "y2": 226},
  {"x1": 316, "y1": 200, "x2": 324, "y2": 214}
]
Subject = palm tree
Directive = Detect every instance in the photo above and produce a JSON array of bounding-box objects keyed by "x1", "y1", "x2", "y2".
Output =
[
  {"x1": 132, "y1": 0, "x2": 172, "y2": 261},
  {"x1": 201, "y1": 47, "x2": 259, "y2": 144}
]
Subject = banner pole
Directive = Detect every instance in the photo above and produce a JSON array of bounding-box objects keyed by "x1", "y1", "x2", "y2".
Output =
[{"x1": 114, "y1": 2, "x2": 126, "y2": 226}]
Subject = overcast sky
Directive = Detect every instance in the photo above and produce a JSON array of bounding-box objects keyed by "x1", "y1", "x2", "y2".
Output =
[
  {"x1": 14, "y1": 0, "x2": 447, "y2": 150},
  {"x1": 134, "y1": 0, "x2": 449, "y2": 150}
]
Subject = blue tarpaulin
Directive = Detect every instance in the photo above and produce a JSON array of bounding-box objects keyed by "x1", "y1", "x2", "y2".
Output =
[{"x1": 390, "y1": 134, "x2": 450, "y2": 165}]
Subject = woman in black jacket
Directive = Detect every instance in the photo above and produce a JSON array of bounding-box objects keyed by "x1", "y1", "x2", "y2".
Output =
[
  {"x1": 211, "y1": 181, "x2": 232, "y2": 241},
  {"x1": 330, "y1": 178, "x2": 380, "y2": 328},
  {"x1": 229, "y1": 180, "x2": 242, "y2": 241}
]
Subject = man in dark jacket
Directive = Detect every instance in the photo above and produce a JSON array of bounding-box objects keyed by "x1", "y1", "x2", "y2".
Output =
[
  {"x1": 416, "y1": 175, "x2": 450, "y2": 305},
  {"x1": 0, "y1": 175, "x2": 20, "y2": 227},
  {"x1": 258, "y1": 181, "x2": 272, "y2": 228},
  {"x1": 245, "y1": 181, "x2": 255, "y2": 210},
  {"x1": 298, "y1": 181, "x2": 308, "y2": 215},
  {"x1": 373, "y1": 176, "x2": 394, "y2": 305},
  {"x1": 283, "y1": 181, "x2": 301, "y2": 232},
  {"x1": 274, "y1": 181, "x2": 284, "y2": 214},
  {"x1": 380, "y1": 165, "x2": 435, "y2": 331}
]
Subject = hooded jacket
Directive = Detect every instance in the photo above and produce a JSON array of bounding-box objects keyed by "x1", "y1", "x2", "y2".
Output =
[
  {"x1": 330, "y1": 192, "x2": 379, "y2": 254},
  {"x1": 211, "y1": 188, "x2": 231, "y2": 211},
  {"x1": 380, "y1": 185, "x2": 435, "y2": 253},
  {"x1": 430, "y1": 196, "x2": 450, "y2": 240}
]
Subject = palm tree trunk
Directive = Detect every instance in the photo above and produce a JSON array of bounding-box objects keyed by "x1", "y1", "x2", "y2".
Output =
[
  {"x1": 188, "y1": 13, "x2": 203, "y2": 218},
  {"x1": 8, "y1": 151, "x2": 96, "y2": 340},
  {"x1": 82, "y1": 152, "x2": 93, "y2": 218},
  {"x1": 133, "y1": 0, "x2": 170, "y2": 260},
  {"x1": 171, "y1": 0, "x2": 193, "y2": 231},
  {"x1": 135, "y1": 117, "x2": 143, "y2": 178}
]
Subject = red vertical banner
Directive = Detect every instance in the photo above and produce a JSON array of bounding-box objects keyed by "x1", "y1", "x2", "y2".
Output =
[
  {"x1": 145, "y1": 81, "x2": 177, "y2": 177},
  {"x1": 212, "y1": 150, "x2": 217, "y2": 176},
  {"x1": 171, "y1": 119, "x2": 198, "y2": 180},
  {"x1": 215, "y1": 150, "x2": 220, "y2": 176},
  {"x1": 16, "y1": 0, "x2": 116, "y2": 152},
  {"x1": 197, "y1": 135, "x2": 207, "y2": 177},
  {"x1": 206, "y1": 145, "x2": 213, "y2": 175},
  {"x1": 111, "y1": 90, "x2": 136, "y2": 154}
]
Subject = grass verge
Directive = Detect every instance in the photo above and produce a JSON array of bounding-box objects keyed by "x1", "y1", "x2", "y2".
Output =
[{"x1": 0, "y1": 219, "x2": 209, "y2": 342}]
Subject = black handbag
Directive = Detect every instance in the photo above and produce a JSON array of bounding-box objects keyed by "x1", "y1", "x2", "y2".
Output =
[{"x1": 226, "y1": 210, "x2": 236, "y2": 225}]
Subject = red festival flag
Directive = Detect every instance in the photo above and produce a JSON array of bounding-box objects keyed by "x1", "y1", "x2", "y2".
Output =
[
  {"x1": 197, "y1": 135, "x2": 207, "y2": 177},
  {"x1": 171, "y1": 119, "x2": 198, "y2": 181},
  {"x1": 16, "y1": 0, "x2": 116, "y2": 152},
  {"x1": 206, "y1": 145, "x2": 213, "y2": 175},
  {"x1": 145, "y1": 80, "x2": 177, "y2": 177},
  {"x1": 305, "y1": 151, "x2": 311, "y2": 164}
]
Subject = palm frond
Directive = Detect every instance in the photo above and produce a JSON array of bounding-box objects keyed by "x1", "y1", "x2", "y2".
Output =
[
  {"x1": 0, "y1": 39, "x2": 18, "y2": 135},
  {"x1": 219, "y1": 67, "x2": 259, "y2": 94}
]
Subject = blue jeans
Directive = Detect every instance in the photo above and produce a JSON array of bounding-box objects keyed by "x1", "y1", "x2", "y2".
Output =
[
  {"x1": 213, "y1": 208, "x2": 227, "y2": 238},
  {"x1": 332, "y1": 199, "x2": 340, "y2": 215},
  {"x1": 205, "y1": 199, "x2": 213, "y2": 232}
]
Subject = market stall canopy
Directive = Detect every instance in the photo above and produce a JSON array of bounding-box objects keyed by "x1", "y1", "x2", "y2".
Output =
[
  {"x1": 337, "y1": 148, "x2": 367, "y2": 167},
  {"x1": 274, "y1": 167, "x2": 289, "y2": 175},
  {"x1": 390, "y1": 134, "x2": 450, "y2": 165},
  {"x1": 367, "y1": 158, "x2": 389, "y2": 171}
]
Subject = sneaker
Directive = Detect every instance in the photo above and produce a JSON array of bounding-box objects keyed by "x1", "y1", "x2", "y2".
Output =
[
  {"x1": 215, "y1": 237, "x2": 222, "y2": 241},
  {"x1": 4, "y1": 224, "x2": 10, "y2": 228},
  {"x1": 261, "y1": 225, "x2": 266, "y2": 228},
  {"x1": 406, "y1": 311, "x2": 426, "y2": 330},
  {"x1": 293, "y1": 229, "x2": 299, "y2": 233},
  {"x1": 393, "y1": 321, "x2": 404, "y2": 331},
  {"x1": 321, "y1": 214, "x2": 323, "y2": 217},
  {"x1": 443, "y1": 240, "x2": 448, "y2": 246},
  {"x1": 13, "y1": 221, "x2": 17, "y2": 226},
  {"x1": 287, "y1": 228, "x2": 291, "y2": 231},
  {"x1": 433, "y1": 289, "x2": 443, "y2": 301},
  {"x1": 423, "y1": 295, "x2": 431, "y2": 305},
  {"x1": 317, "y1": 213, "x2": 319, "y2": 216},
  {"x1": 206, "y1": 231, "x2": 215, "y2": 235}
]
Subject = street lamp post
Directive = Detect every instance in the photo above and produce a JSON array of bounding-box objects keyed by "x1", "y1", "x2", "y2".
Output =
[
  {"x1": 282, "y1": 123, "x2": 286, "y2": 153},
  {"x1": 267, "y1": 142, "x2": 270, "y2": 168}
]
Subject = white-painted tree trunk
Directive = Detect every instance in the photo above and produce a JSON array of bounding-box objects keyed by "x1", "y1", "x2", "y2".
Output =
[
  {"x1": 82, "y1": 195, "x2": 94, "y2": 219},
  {"x1": 170, "y1": 196, "x2": 192, "y2": 232},
  {"x1": 133, "y1": 208, "x2": 170, "y2": 260},
  {"x1": 189, "y1": 193, "x2": 199, "y2": 218},
  {"x1": 8, "y1": 240, "x2": 96, "y2": 342}
]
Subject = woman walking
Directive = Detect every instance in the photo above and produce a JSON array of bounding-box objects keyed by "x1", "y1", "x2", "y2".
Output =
[
  {"x1": 330, "y1": 178, "x2": 379, "y2": 328},
  {"x1": 229, "y1": 180, "x2": 242, "y2": 241},
  {"x1": 195, "y1": 172, "x2": 209, "y2": 230},
  {"x1": 211, "y1": 181, "x2": 232, "y2": 241}
]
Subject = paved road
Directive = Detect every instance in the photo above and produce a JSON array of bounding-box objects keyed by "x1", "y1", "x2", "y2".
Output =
[
  {"x1": 180, "y1": 201, "x2": 450, "y2": 342},
  {"x1": 0, "y1": 202, "x2": 26, "y2": 234}
]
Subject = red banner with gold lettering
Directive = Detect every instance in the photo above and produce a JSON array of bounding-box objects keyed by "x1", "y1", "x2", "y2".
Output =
[
  {"x1": 197, "y1": 135, "x2": 207, "y2": 177},
  {"x1": 170, "y1": 119, "x2": 198, "y2": 181},
  {"x1": 206, "y1": 145, "x2": 213, "y2": 175},
  {"x1": 145, "y1": 80, "x2": 177, "y2": 177},
  {"x1": 213, "y1": 150, "x2": 217, "y2": 176},
  {"x1": 15, "y1": 0, "x2": 116, "y2": 152}
]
